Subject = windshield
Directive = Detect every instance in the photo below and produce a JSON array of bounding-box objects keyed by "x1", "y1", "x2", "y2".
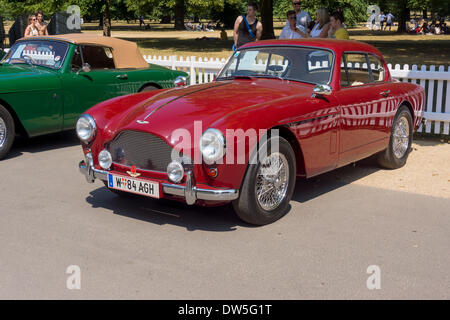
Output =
[
  {"x1": 1, "y1": 40, "x2": 69, "y2": 69},
  {"x1": 217, "y1": 46, "x2": 334, "y2": 85}
]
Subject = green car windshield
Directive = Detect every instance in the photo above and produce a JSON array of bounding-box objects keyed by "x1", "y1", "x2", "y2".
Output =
[
  {"x1": 217, "y1": 46, "x2": 334, "y2": 85},
  {"x1": 2, "y1": 40, "x2": 69, "y2": 69}
]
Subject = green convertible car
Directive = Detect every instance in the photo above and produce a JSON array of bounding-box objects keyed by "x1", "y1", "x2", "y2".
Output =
[{"x1": 0, "y1": 34, "x2": 188, "y2": 159}]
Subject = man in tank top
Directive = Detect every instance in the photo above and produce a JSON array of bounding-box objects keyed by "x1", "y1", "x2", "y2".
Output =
[{"x1": 233, "y1": 2, "x2": 263, "y2": 50}]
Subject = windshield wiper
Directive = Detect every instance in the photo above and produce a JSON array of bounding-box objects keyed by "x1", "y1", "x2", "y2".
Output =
[
  {"x1": 10, "y1": 57, "x2": 35, "y2": 68},
  {"x1": 216, "y1": 75, "x2": 253, "y2": 81},
  {"x1": 250, "y1": 74, "x2": 284, "y2": 81}
]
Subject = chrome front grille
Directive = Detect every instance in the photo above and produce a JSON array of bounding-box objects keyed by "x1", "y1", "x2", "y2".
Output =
[{"x1": 108, "y1": 130, "x2": 173, "y2": 172}]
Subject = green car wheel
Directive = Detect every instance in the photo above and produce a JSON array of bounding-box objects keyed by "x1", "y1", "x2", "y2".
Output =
[{"x1": 0, "y1": 104, "x2": 15, "y2": 160}]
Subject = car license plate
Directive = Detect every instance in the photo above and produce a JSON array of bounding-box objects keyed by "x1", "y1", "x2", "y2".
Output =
[{"x1": 107, "y1": 174, "x2": 160, "y2": 198}]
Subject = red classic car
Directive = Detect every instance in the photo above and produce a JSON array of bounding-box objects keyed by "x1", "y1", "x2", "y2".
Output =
[{"x1": 78, "y1": 39, "x2": 425, "y2": 225}]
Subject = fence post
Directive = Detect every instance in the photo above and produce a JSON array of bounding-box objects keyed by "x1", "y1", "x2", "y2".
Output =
[
  {"x1": 434, "y1": 65, "x2": 445, "y2": 134},
  {"x1": 171, "y1": 55, "x2": 177, "y2": 70},
  {"x1": 190, "y1": 56, "x2": 196, "y2": 85},
  {"x1": 445, "y1": 66, "x2": 450, "y2": 135}
]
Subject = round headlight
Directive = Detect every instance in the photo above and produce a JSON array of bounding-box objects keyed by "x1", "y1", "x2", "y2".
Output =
[
  {"x1": 98, "y1": 149, "x2": 112, "y2": 170},
  {"x1": 76, "y1": 114, "x2": 96, "y2": 143},
  {"x1": 200, "y1": 128, "x2": 226, "y2": 163},
  {"x1": 167, "y1": 161, "x2": 184, "y2": 183}
]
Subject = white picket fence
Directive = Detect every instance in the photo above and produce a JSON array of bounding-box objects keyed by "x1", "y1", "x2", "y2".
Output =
[
  {"x1": 22, "y1": 49, "x2": 56, "y2": 66},
  {"x1": 3, "y1": 48, "x2": 449, "y2": 135},
  {"x1": 144, "y1": 55, "x2": 450, "y2": 136}
]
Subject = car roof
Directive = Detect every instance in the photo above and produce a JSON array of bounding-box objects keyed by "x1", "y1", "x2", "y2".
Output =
[
  {"x1": 16, "y1": 34, "x2": 149, "y2": 69},
  {"x1": 240, "y1": 39, "x2": 384, "y2": 58}
]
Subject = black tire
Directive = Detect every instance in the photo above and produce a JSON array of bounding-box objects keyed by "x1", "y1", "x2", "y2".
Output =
[
  {"x1": 232, "y1": 136, "x2": 296, "y2": 225},
  {"x1": 0, "y1": 104, "x2": 15, "y2": 160},
  {"x1": 377, "y1": 105, "x2": 413, "y2": 169},
  {"x1": 139, "y1": 85, "x2": 159, "y2": 92}
]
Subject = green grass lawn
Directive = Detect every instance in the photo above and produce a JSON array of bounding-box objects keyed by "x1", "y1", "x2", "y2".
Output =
[{"x1": 3, "y1": 20, "x2": 450, "y2": 67}]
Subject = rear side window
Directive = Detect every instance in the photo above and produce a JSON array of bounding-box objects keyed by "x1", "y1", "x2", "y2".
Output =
[
  {"x1": 341, "y1": 53, "x2": 371, "y2": 87},
  {"x1": 368, "y1": 54, "x2": 385, "y2": 82},
  {"x1": 81, "y1": 45, "x2": 115, "y2": 69}
]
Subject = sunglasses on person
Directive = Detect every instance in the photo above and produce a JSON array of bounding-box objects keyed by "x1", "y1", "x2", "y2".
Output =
[
  {"x1": 293, "y1": 2, "x2": 301, "y2": 5},
  {"x1": 288, "y1": 16, "x2": 297, "y2": 20}
]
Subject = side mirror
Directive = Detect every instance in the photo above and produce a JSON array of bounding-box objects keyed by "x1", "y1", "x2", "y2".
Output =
[
  {"x1": 77, "y1": 63, "x2": 91, "y2": 75},
  {"x1": 312, "y1": 84, "x2": 332, "y2": 97},
  {"x1": 173, "y1": 75, "x2": 187, "y2": 87}
]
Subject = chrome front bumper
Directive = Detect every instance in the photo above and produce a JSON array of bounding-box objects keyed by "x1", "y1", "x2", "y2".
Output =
[{"x1": 79, "y1": 161, "x2": 239, "y2": 204}]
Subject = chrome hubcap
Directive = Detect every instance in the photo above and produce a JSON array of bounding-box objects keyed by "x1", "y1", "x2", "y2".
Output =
[
  {"x1": 256, "y1": 152, "x2": 289, "y2": 211},
  {"x1": 392, "y1": 116, "x2": 410, "y2": 159},
  {"x1": 0, "y1": 118, "x2": 6, "y2": 149}
]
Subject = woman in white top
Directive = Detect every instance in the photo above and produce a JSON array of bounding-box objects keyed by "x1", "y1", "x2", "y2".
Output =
[
  {"x1": 24, "y1": 15, "x2": 39, "y2": 37},
  {"x1": 310, "y1": 8, "x2": 331, "y2": 38},
  {"x1": 279, "y1": 10, "x2": 309, "y2": 39}
]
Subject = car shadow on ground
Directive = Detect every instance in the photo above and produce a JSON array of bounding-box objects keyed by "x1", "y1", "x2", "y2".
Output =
[
  {"x1": 6, "y1": 131, "x2": 79, "y2": 160},
  {"x1": 85, "y1": 186, "x2": 253, "y2": 232},
  {"x1": 85, "y1": 156, "x2": 382, "y2": 230},
  {"x1": 292, "y1": 155, "x2": 382, "y2": 203}
]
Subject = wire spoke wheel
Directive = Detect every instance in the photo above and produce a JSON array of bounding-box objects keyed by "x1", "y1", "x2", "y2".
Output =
[
  {"x1": 392, "y1": 116, "x2": 410, "y2": 159},
  {"x1": 0, "y1": 118, "x2": 6, "y2": 149},
  {"x1": 255, "y1": 152, "x2": 289, "y2": 211},
  {"x1": 377, "y1": 106, "x2": 413, "y2": 170}
]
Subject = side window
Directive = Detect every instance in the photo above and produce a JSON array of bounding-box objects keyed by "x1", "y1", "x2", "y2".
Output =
[
  {"x1": 266, "y1": 53, "x2": 289, "y2": 77},
  {"x1": 71, "y1": 46, "x2": 83, "y2": 71},
  {"x1": 306, "y1": 50, "x2": 333, "y2": 84},
  {"x1": 341, "y1": 53, "x2": 371, "y2": 87},
  {"x1": 368, "y1": 55, "x2": 385, "y2": 82},
  {"x1": 81, "y1": 45, "x2": 115, "y2": 69}
]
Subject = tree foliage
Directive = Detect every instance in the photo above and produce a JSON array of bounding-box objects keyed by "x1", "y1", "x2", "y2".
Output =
[{"x1": 1, "y1": 0, "x2": 447, "y2": 33}]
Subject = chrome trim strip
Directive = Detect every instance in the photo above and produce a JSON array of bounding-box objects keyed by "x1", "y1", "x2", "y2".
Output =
[
  {"x1": 79, "y1": 161, "x2": 108, "y2": 183},
  {"x1": 162, "y1": 182, "x2": 239, "y2": 202},
  {"x1": 184, "y1": 171, "x2": 196, "y2": 205}
]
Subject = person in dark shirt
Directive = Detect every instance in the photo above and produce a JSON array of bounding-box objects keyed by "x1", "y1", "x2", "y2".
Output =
[
  {"x1": 420, "y1": 20, "x2": 430, "y2": 34},
  {"x1": 233, "y1": 2, "x2": 263, "y2": 50}
]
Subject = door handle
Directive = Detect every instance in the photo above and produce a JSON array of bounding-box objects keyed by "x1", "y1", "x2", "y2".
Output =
[
  {"x1": 379, "y1": 90, "x2": 390, "y2": 97},
  {"x1": 116, "y1": 74, "x2": 128, "y2": 80}
]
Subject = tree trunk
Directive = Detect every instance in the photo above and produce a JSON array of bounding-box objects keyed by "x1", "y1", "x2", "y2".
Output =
[
  {"x1": 422, "y1": 10, "x2": 427, "y2": 19},
  {"x1": 260, "y1": 0, "x2": 274, "y2": 39},
  {"x1": 103, "y1": 0, "x2": 111, "y2": 37},
  {"x1": 174, "y1": 0, "x2": 185, "y2": 30},
  {"x1": 396, "y1": 0, "x2": 409, "y2": 33}
]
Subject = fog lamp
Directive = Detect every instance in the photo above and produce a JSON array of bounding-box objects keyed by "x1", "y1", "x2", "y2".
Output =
[{"x1": 167, "y1": 161, "x2": 184, "y2": 183}]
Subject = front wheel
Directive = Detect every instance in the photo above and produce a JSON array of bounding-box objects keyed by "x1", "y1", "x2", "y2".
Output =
[
  {"x1": 233, "y1": 136, "x2": 296, "y2": 225},
  {"x1": 377, "y1": 105, "x2": 413, "y2": 169},
  {"x1": 0, "y1": 105, "x2": 15, "y2": 160},
  {"x1": 139, "y1": 85, "x2": 159, "y2": 92}
]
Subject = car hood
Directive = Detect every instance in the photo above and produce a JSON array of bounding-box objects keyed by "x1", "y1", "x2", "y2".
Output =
[
  {"x1": 102, "y1": 79, "x2": 314, "y2": 142},
  {"x1": 0, "y1": 64, "x2": 60, "y2": 93}
]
